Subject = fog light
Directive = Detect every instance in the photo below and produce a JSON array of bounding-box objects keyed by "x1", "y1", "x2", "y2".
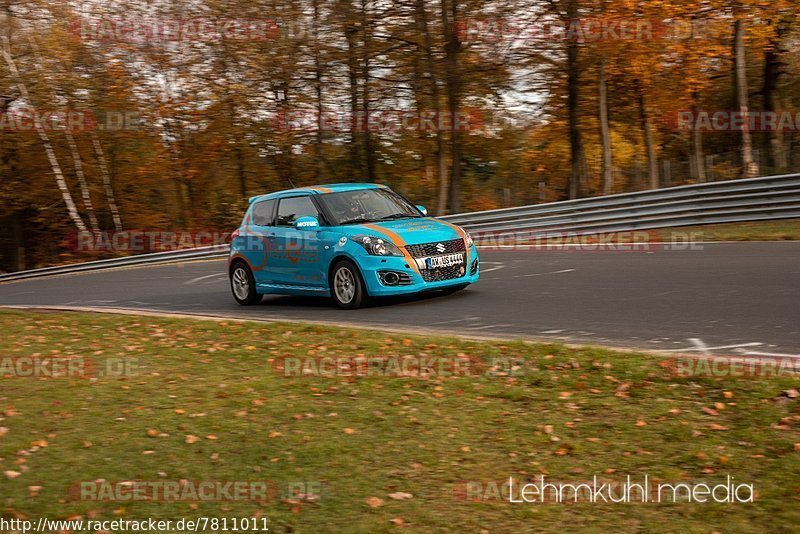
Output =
[{"x1": 383, "y1": 272, "x2": 400, "y2": 285}]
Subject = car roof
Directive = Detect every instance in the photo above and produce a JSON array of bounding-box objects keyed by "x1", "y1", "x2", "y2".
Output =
[{"x1": 249, "y1": 183, "x2": 387, "y2": 204}]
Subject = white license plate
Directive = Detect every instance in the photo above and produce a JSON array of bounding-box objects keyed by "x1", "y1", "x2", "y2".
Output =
[{"x1": 425, "y1": 253, "x2": 464, "y2": 269}]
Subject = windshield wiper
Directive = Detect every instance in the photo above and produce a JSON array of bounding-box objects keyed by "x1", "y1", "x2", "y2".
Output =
[
  {"x1": 338, "y1": 217, "x2": 374, "y2": 225},
  {"x1": 375, "y1": 213, "x2": 418, "y2": 221}
]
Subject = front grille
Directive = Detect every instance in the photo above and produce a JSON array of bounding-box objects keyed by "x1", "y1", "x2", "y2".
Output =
[
  {"x1": 421, "y1": 260, "x2": 466, "y2": 283},
  {"x1": 405, "y1": 238, "x2": 465, "y2": 259},
  {"x1": 470, "y1": 258, "x2": 479, "y2": 276}
]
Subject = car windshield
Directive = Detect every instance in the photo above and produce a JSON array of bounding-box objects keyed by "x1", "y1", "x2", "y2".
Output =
[{"x1": 320, "y1": 188, "x2": 422, "y2": 225}]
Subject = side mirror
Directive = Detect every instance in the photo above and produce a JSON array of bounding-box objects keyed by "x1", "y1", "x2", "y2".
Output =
[
  {"x1": 295, "y1": 216, "x2": 320, "y2": 230},
  {"x1": 416, "y1": 205, "x2": 428, "y2": 216}
]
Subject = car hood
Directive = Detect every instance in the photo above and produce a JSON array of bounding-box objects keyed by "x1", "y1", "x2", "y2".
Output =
[{"x1": 338, "y1": 217, "x2": 463, "y2": 246}]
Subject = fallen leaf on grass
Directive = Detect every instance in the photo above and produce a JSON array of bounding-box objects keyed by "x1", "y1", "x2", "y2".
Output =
[
  {"x1": 366, "y1": 496, "x2": 384, "y2": 508},
  {"x1": 709, "y1": 423, "x2": 729, "y2": 431},
  {"x1": 794, "y1": 443, "x2": 800, "y2": 452},
  {"x1": 343, "y1": 428, "x2": 356, "y2": 435},
  {"x1": 4, "y1": 470, "x2": 21, "y2": 479},
  {"x1": 702, "y1": 407, "x2": 719, "y2": 416},
  {"x1": 174, "y1": 409, "x2": 185, "y2": 415},
  {"x1": 0, "y1": 427, "x2": 7, "y2": 438},
  {"x1": 635, "y1": 420, "x2": 647, "y2": 427},
  {"x1": 185, "y1": 435, "x2": 199, "y2": 444},
  {"x1": 390, "y1": 517, "x2": 404, "y2": 527},
  {"x1": 206, "y1": 435, "x2": 219, "y2": 440},
  {"x1": 782, "y1": 389, "x2": 799, "y2": 399},
  {"x1": 723, "y1": 391, "x2": 734, "y2": 399},
  {"x1": 388, "y1": 492, "x2": 413, "y2": 500},
  {"x1": 146, "y1": 429, "x2": 158, "y2": 437}
]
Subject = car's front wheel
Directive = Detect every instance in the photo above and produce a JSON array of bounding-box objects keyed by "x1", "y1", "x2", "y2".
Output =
[
  {"x1": 330, "y1": 260, "x2": 367, "y2": 309},
  {"x1": 230, "y1": 261, "x2": 262, "y2": 305}
]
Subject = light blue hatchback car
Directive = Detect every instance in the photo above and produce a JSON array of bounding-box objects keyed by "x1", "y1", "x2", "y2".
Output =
[{"x1": 228, "y1": 183, "x2": 479, "y2": 308}]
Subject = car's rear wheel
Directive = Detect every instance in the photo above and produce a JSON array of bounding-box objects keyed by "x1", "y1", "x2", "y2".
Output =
[
  {"x1": 230, "y1": 261, "x2": 262, "y2": 305},
  {"x1": 331, "y1": 260, "x2": 367, "y2": 309}
]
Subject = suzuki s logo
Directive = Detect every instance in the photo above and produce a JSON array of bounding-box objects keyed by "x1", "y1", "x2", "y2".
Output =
[{"x1": 435, "y1": 243, "x2": 446, "y2": 253}]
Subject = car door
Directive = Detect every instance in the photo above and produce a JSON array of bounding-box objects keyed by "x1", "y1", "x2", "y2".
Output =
[
  {"x1": 247, "y1": 198, "x2": 277, "y2": 286},
  {"x1": 272, "y1": 195, "x2": 325, "y2": 287}
]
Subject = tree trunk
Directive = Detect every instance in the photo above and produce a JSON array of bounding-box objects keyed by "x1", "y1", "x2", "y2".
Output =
[
  {"x1": 441, "y1": 0, "x2": 462, "y2": 212},
  {"x1": 762, "y1": 25, "x2": 787, "y2": 173},
  {"x1": 312, "y1": 0, "x2": 325, "y2": 181},
  {"x1": 342, "y1": 3, "x2": 363, "y2": 180},
  {"x1": 65, "y1": 131, "x2": 100, "y2": 233},
  {"x1": 26, "y1": 35, "x2": 101, "y2": 233},
  {"x1": 691, "y1": 96, "x2": 707, "y2": 182},
  {"x1": 415, "y1": 0, "x2": 448, "y2": 214},
  {"x1": 734, "y1": 18, "x2": 759, "y2": 178},
  {"x1": 598, "y1": 56, "x2": 613, "y2": 195},
  {"x1": 566, "y1": 0, "x2": 586, "y2": 199},
  {"x1": 638, "y1": 88, "x2": 659, "y2": 189},
  {"x1": 359, "y1": 0, "x2": 376, "y2": 180},
  {"x1": 91, "y1": 132, "x2": 122, "y2": 231},
  {"x1": 1, "y1": 39, "x2": 87, "y2": 233}
]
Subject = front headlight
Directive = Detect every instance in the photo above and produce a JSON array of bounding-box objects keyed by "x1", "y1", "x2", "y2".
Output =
[
  {"x1": 352, "y1": 235, "x2": 403, "y2": 256},
  {"x1": 464, "y1": 230, "x2": 474, "y2": 248}
]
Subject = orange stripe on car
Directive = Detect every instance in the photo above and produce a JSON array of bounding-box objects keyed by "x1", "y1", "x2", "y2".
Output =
[
  {"x1": 305, "y1": 185, "x2": 333, "y2": 194},
  {"x1": 362, "y1": 223, "x2": 422, "y2": 275}
]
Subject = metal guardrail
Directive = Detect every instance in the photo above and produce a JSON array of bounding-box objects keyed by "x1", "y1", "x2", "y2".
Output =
[
  {"x1": 1, "y1": 173, "x2": 798, "y2": 282},
  {"x1": 0, "y1": 246, "x2": 230, "y2": 282}
]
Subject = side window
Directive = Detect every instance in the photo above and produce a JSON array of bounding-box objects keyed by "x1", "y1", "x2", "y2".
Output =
[
  {"x1": 276, "y1": 196, "x2": 320, "y2": 226},
  {"x1": 252, "y1": 199, "x2": 276, "y2": 226}
]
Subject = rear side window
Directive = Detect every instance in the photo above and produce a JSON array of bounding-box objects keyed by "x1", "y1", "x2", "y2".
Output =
[
  {"x1": 251, "y1": 199, "x2": 276, "y2": 226},
  {"x1": 276, "y1": 196, "x2": 320, "y2": 226}
]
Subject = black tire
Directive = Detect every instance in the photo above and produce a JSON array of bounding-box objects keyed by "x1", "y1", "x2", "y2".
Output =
[
  {"x1": 230, "y1": 261, "x2": 262, "y2": 305},
  {"x1": 330, "y1": 259, "x2": 368, "y2": 309}
]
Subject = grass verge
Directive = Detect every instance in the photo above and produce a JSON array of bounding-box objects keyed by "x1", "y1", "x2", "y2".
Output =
[{"x1": 0, "y1": 310, "x2": 798, "y2": 532}]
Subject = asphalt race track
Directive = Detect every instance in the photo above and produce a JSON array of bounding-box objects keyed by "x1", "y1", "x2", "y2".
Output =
[{"x1": 1, "y1": 242, "x2": 798, "y2": 356}]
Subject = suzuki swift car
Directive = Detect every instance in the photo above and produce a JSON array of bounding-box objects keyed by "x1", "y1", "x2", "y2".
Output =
[{"x1": 228, "y1": 183, "x2": 479, "y2": 309}]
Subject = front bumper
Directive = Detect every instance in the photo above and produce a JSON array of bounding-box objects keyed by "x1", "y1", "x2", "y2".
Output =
[{"x1": 359, "y1": 245, "x2": 480, "y2": 297}]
